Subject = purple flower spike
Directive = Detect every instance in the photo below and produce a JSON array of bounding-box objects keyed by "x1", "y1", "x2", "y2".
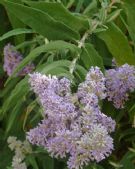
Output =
[
  {"x1": 105, "y1": 64, "x2": 135, "y2": 109},
  {"x1": 27, "y1": 67, "x2": 115, "y2": 169},
  {"x1": 3, "y1": 43, "x2": 34, "y2": 76}
]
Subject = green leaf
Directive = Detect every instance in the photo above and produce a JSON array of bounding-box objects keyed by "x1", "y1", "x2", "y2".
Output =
[
  {"x1": 0, "y1": 78, "x2": 19, "y2": 98},
  {"x1": 2, "y1": 77, "x2": 29, "y2": 115},
  {"x1": 84, "y1": 163, "x2": 104, "y2": 169},
  {"x1": 80, "y1": 43, "x2": 104, "y2": 70},
  {"x1": 120, "y1": 152, "x2": 135, "y2": 169},
  {"x1": 123, "y1": 0, "x2": 135, "y2": 44},
  {"x1": 83, "y1": 0, "x2": 97, "y2": 17},
  {"x1": 0, "y1": 28, "x2": 35, "y2": 41},
  {"x1": 38, "y1": 60, "x2": 73, "y2": 79},
  {"x1": 37, "y1": 60, "x2": 86, "y2": 83},
  {"x1": 5, "y1": 101, "x2": 23, "y2": 134},
  {"x1": 23, "y1": 1, "x2": 89, "y2": 32},
  {"x1": 6, "y1": 40, "x2": 80, "y2": 82},
  {"x1": 40, "y1": 60, "x2": 70, "y2": 73},
  {"x1": 119, "y1": 128, "x2": 135, "y2": 141},
  {"x1": 109, "y1": 161, "x2": 123, "y2": 168},
  {"x1": 23, "y1": 100, "x2": 37, "y2": 131},
  {"x1": 39, "y1": 61, "x2": 74, "y2": 81},
  {"x1": 97, "y1": 23, "x2": 135, "y2": 65},
  {"x1": 91, "y1": 35, "x2": 113, "y2": 66},
  {"x1": 75, "y1": 0, "x2": 84, "y2": 13},
  {"x1": 4, "y1": 0, "x2": 25, "y2": 44},
  {"x1": 2, "y1": 1, "x2": 79, "y2": 41},
  {"x1": 76, "y1": 64, "x2": 87, "y2": 80},
  {"x1": 107, "y1": 9, "x2": 122, "y2": 23},
  {"x1": 37, "y1": 155, "x2": 54, "y2": 169},
  {"x1": 27, "y1": 155, "x2": 39, "y2": 169},
  {"x1": 0, "y1": 144, "x2": 13, "y2": 168}
]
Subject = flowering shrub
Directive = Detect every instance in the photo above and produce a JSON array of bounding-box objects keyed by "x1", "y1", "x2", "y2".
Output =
[{"x1": 0, "y1": 0, "x2": 135, "y2": 169}]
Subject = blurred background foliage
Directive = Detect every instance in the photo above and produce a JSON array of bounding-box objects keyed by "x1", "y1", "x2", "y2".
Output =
[{"x1": 0, "y1": 0, "x2": 135, "y2": 168}]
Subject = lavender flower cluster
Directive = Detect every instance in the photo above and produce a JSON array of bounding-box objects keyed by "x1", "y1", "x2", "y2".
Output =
[
  {"x1": 27, "y1": 67, "x2": 115, "y2": 169},
  {"x1": 3, "y1": 43, "x2": 34, "y2": 76},
  {"x1": 7, "y1": 136, "x2": 32, "y2": 169},
  {"x1": 105, "y1": 64, "x2": 135, "y2": 109}
]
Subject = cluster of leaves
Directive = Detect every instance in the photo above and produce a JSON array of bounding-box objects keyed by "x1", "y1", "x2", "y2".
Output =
[{"x1": 0, "y1": 0, "x2": 135, "y2": 169}]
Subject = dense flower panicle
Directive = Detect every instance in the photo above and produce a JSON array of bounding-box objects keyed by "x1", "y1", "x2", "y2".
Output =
[
  {"x1": 29, "y1": 73, "x2": 76, "y2": 121},
  {"x1": 96, "y1": 113, "x2": 116, "y2": 133},
  {"x1": 12, "y1": 158, "x2": 27, "y2": 169},
  {"x1": 78, "y1": 66, "x2": 106, "y2": 100},
  {"x1": 105, "y1": 64, "x2": 135, "y2": 109},
  {"x1": 67, "y1": 125, "x2": 113, "y2": 169},
  {"x1": 4, "y1": 44, "x2": 22, "y2": 76},
  {"x1": 29, "y1": 73, "x2": 56, "y2": 95},
  {"x1": 3, "y1": 43, "x2": 34, "y2": 76},
  {"x1": 27, "y1": 68, "x2": 115, "y2": 169},
  {"x1": 7, "y1": 136, "x2": 32, "y2": 169}
]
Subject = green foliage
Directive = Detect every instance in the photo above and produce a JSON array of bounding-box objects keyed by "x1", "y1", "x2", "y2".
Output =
[
  {"x1": 0, "y1": 28, "x2": 35, "y2": 41},
  {"x1": 2, "y1": 0, "x2": 80, "y2": 40},
  {"x1": 80, "y1": 43, "x2": 104, "y2": 70},
  {"x1": 23, "y1": 0, "x2": 89, "y2": 32},
  {"x1": 97, "y1": 23, "x2": 135, "y2": 65},
  {"x1": 0, "y1": 0, "x2": 135, "y2": 169}
]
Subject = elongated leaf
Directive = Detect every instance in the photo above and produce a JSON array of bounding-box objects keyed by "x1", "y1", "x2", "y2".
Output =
[
  {"x1": 6, "y1": 101, "x2": 23, "y2": 134},
  {"x1": 37, "y1": 155, "x2": 54, "y2": 169},
  {"x1": 97, "y1": 23, "x2": 135, "y2": 65},
  {"x1": 37, "y1": 60, "x2": 86, "y2": 83},
  {"x1": 83, "y1": 0, "x2": 97, "y2": 17},
  {"x1": 27, "y1": 155, "x2": 39, "y2": 169},
  {"x1": 4, "y1": 0, "x2": 25, "y2": 44},
  {"x1": 106, "y1": 9, "x2": 122, "y2": 23},
  {"x1": 2, "y1": 1, "x2": 79, "y2": 40},
  {"x1": 123, "y1": 0, "x2": 135, "y2": 44},
  {"x1": 80, "y1": 43, "x2": 104, "y2": 70},
  {"x1": 7, "y1": 40, "x2": 80, "y2": 80},
  {"x1": 37, "y1": 61, "x2": 74, "y2": 80},
  {"x1": 119, "y1": 128, "x2": 135, "y2": 141},
  {"x1": 40, "y1": 60, "x2": 70, "y2": 73},
  {"x1": 2, "y1": 77, "x2": 29, "y2": 114},
  {"x1": 120, "y1": 152, "x2": 135, "y2": 169},
  {"x1": 23, "y1": 100, "x2": 37, "y2": 131},
  {"x1": 75, "y1": 0, "x2": 84, "y2": 13},
  {"x1": 84, "y1": 164, "x2": 104, "y2": 169},
  {"x1": 23, "y1": 1, "x2": 89, "y2": 32},
  {"x1": 0, "y1": 28, "x2": 35, "y2": 41},
  {"x1": 91, "y1": 35, "x2": 113, "y2": 66},
  {"x1": 39, "y1": 59, "x2": 87, "y2": 81}
]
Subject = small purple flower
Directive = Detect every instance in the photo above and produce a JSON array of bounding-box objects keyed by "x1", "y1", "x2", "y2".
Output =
[
  {"x1": 78, "y1": 67, "x2": 106, "y2": 100},
  {"x1": 3, "y1": 43, "x2": 34, "y2": 76},
  {"x1": 105, "y1": 64, "x2": 135, "y2": 108},
  {"x1": 27, "y1": 68, "x2": 115, "y2": 169}
]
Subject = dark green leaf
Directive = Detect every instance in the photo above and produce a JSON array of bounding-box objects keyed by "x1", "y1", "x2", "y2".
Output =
[
  {"x1": 23, "y1": 1, "x2": 89, "y2": 32},
  {"x1": 4, "y1": 0, "x2": 25, "y2": 44},
  {"x1": 123, "y1": 0, "x2": 135, "y2": 44},
  {"x1": 2, "y1": 77, "x2": 29, "y2": 115},
  {"x1": 80, "y1": 43, "x2": 104, "y2": 70},
  {"x1": 2, "y1": 1, "x2": 79, "y2": 40},
  {"x1": 0, "y1": 28, "x2": 35, "y2": 41},
  {"x1": 5, "y1": 101, "x2": 23, "y2": 134},
  {"x1": 120, "y1": 151, "x2": 135, "y2": 169}
]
